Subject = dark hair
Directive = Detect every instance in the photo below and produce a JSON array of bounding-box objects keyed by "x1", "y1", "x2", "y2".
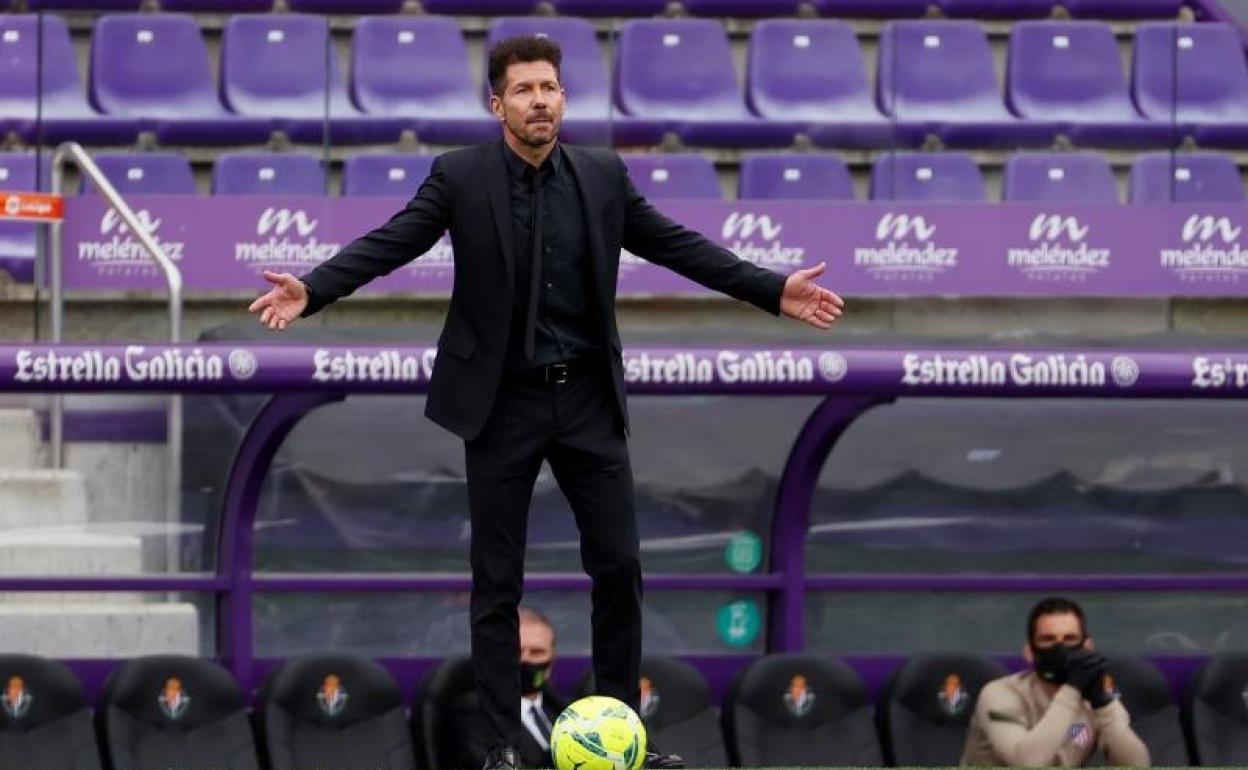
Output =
[
  {"x1": 1027, "y1": 597, "x2": 1087, "y2": 643},
  {"x1": 488, "y1": 35, "x2": 563, "y2": 97},
  {"x1": 519, "y1": 606, "x2": 556, "y2": 644}
]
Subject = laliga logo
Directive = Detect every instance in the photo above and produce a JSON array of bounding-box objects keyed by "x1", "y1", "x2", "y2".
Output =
[
  {"x1": 1182, "y1": 215, "x2": 1242, "y2": 244},
  {"x1": 1029, "y1": 214, "x2": 1089, "y2": 242},
  {"x1": 3, "y1": 195, "x2": 18, "y2": 217},
  {"x1": 100, "y1": 208, "x2": 161, "y2": 236},
  {"x1": 257, "y1": 208, "x2": 318, "y2": 238},
  {"x1": 876, "y1": 213, "x2": 935, "y2": 242},
  {"x1": 723, "y1": 212, "x2": 782, "y2": 241}
]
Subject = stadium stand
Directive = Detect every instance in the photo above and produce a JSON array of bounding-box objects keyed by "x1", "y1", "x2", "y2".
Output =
[
  {"x1": 0, "y1": 153, "x2": 40, "y2": 283},
  {"x1": 97, "y1": 655, "x2": 259, "y2": 770},
  {"x1": 257, "y1": 654, "x2": 415, "y2": 770},
  {"x1": 876, "y1": 652, "x2": 1008, "y2": 767},
  {"x1": 1182, "y1": 651, "x2": 1248, "y2": 765},
  {"x1": 621, "y1": 154, "x2": 722, "y2": 200},
  {"x1": 869, "y1": 152, "x2": 987, "y2": 201},
  {"x1": 1002, "y1": 152, "x2": 1120, "y2": 203},
  {"x1": 1101, "y1": 655, "x2": 1191, "y2": 766},
  {"x1": 1007, "y1": 20, "x2": 1174, "y2": 147},
  {"x1": 1130, "y1": 151, "x2": 1247, "y2": 202},
  {"x1": 738, "y1": 152, "x2": 855, "y2": 200},
  {"x1": 82, "y1": 152, "x2": 197, "y2": 195},
  {"x1": 0, "y1": 654, "x2": 101, "y2": 770},
  {"x1": 722, "y1": 654, "x2": 883, "y2": 766},
  {"x1": 211, "y1": 152, "x2": 327, "y2": 195},
  {"x1": 341, "y1": 153, "x2": 435, "y2": 197},
  {"x1": 350, "y1": 16, "x2": 495, "y2": 147}
]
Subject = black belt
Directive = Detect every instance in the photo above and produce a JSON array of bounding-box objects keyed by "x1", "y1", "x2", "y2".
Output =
[{"x1": 508, "y1": 357, "x2": 596, "y2": 386}]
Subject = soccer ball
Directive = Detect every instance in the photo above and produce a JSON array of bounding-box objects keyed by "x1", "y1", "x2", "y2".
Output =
[{"x1": 550, "y1": 695, "x2": 647, "y2": 770}]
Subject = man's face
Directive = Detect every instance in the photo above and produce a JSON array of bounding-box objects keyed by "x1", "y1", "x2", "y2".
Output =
[
  {"x1": 491, "y1": 60, "x2": 565, "y2": 150},
  {"x1": 1025, "y1": 611, "x2": 1089, "y2": 659},
  {"x1": 520, "y1": 618, "x2": 555, "y2": 666}
]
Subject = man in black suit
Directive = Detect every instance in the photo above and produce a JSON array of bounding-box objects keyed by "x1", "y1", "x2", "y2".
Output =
[{"x1": 249, "y1": 35, "x2": 844, "y2": 770}]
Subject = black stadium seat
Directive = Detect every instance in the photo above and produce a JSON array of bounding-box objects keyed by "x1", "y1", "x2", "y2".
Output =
[
  {"x1": 876, "y1": 651, "x2": 1007, "y2": 766},
  {"x1": 576, "y1": 656, "x2": 728, "y2": 767},
  {"x1": 1102, "y1": 655, "x2": 1189, "y2": 766},
  {"x1": 722, "y1": 653, "x2": 882, "y2": 767},
  {"x1": 0, "y1": 654, "x2": 101, "y2": 770},
  {"x1": 413, "y1": 655, "x2": 481, "y2": 770},
  {"x1": 1182, "y1": 651, "x2": 1248, "y2": 765},
  {"x1": 257, "y1": 654, "x2": 415, "y2": 770},
  {"x1": 97, "y1": 655, "x2": 258, "y2": 770}
]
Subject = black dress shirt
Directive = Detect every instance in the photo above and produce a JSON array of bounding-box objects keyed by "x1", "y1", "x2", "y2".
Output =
[{"x1": 501, "y1": 142, "x2": 600, "y2": 369}]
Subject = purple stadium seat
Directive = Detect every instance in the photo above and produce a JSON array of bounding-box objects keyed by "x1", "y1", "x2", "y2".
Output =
[
  {"x1": 82, "y1": 152, "x2": 197, "y2": 195},
  {"x1": 812, "y1": 0, "x2": 930, "y2": 17},
  {"x1": 487, "y1": 17, "x2": 663, "y2": 147},
  {"x1": 551, "y1": 0, "x2": 667, "y2": 13},
  {"x1": 212, "y1": 153, "x2": 327, "y2": 196},
  {"x1": 26, "y1": 0, "x2": 139, "y2": 8},
  {"x1": 1007, "y1": 21, "x2": 1172, "y2": 147},
  {"x1": 1066, "y1": 0, "x2": 1182, "y2": 18},
  {"x1": 90, "y1": 14, "x2": 271, "y2": 146},
  {"x1": 342, "y1": 154, "x2": 435, "y2": 196},
  {"x1": 683, "y1": 0, "x2": 802, "y2": 17},
  {"x1": 748, "y1": 20, "x2": 896, "y2": 149},
  {"x1": 615, "y1": 19, "x2": 795, "y2": 148},
  {"x1": 738, "y1": 153, "x2": 855, "y2": 200},
  {"x1": 939, "y1": 0, "x2": 1056, "y2": 18},
  {"x1": 1130, "y1": 152, "x2": 1245, "y2": 203},
  {"x1": 1133, "y1": 23, "x2": 1248, "y2": 148},
  {"x1": 351, "y1": 16, "x2": 495, "y2": 146},
  {"x1": 870, "y1": 152, "x2": 986, "y2": 201},
  {"x1": 0, "y1": 154, "x2": 40, "y2": 283},
  {"x1": 288, "y1": 0, "x2": 403, "y2": 10},
  {"x1": 877, "y1": 20, "x2": 1056, "y2": 148},
  {"x1": 622, "y1": 154, "x2": 722, "y2": 199},
  {"x1": 221, "y1": 15, "x2": 401, "y2": 145},
  {"x1": 421, "y1": 0, "x2": 539, "y2": 12},
  {"x1": 0, "y1": 15, "x2": 139, "y2": 145},
  {"x1": 1002, "y1": 152, "x2": 1118, "y2": 203},
  {"x1": 160, "y1": 0, "x2": 273, "y2": 9}
]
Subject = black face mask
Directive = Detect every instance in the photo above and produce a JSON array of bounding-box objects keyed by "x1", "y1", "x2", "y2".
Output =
[
  {"x1": 1033, "y1": 643, "x2": 1078, "y2": 684},
  {"x1": 519, "y1": 660, "x2": 551, "y2": 695}
]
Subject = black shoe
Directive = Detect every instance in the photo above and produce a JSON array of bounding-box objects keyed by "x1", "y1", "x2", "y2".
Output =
[
  {"x1": 644, "y1": 741, "x2": 685, "y2": 770},
  {"x1": 483, "y1": 746, "x2": 520, "y2": 770}
]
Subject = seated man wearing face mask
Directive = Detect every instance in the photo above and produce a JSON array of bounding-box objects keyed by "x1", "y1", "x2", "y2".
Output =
[{"x1": 961, "y1": 597, "x2": 1150, "y2": 767}]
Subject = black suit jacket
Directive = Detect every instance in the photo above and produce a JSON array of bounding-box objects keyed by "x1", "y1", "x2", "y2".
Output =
[
  {"x1": 301, "y1": 140, "x2": 787, "y2": 441},
  {"x1": 448, "y1": 688, "x2": 568, "y2": 770}
]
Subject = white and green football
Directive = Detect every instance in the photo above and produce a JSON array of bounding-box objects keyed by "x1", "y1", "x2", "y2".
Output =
[{"x1": 549, "y1": 695, "x2": 647, "y2": 770}]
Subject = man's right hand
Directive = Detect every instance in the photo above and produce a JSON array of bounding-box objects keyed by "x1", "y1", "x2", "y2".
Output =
[
  {"x1": 1064, "y1": 648, "x2": 1111, "y2": 706},
  {"x1": 247, "y1": 270, "x2": 308, "y2": 331}
]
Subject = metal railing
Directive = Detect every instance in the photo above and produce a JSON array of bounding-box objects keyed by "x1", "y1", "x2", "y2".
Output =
[{"x1": 48, "y1": 142, "x2": 184, "y2": 572}]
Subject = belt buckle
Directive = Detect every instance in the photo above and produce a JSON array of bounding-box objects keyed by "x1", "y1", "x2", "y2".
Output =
[{"x1": 546, "y1": 363, "x2": 570, "y2": 385}]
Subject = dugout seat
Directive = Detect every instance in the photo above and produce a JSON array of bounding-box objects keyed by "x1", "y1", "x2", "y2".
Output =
[
  {"x1": 1130, "y1": 152, "x2": 1246, "y2": 202},
  {"x1": 0, "y1": 654, "x2": 100, "y2": 770},
  {"x1": 722, "y1": 653, "x2": 883, "y2": 766},
  {"x1": 871, "y1": 152, "x2": 987, "y2": 201},
  {"x1": 412, "y1": 655, "x2": 482, "y2": 770},
  {"x1": 257, "y1": 654, "x2": 415, "y2": 770},
  {"x1": 1182, "y1": 651, "x2": 1248, "y2": 765},
  {"x1": 97, "y1": 655, "x2": 258, "y2": 770},
  {"x1": 575, "y1": 656, "x2": 728, "y2": 768},
  {"x1": 1003, "y1": 152, "x2": 1119, "y2": 203},
  {"x1": 1101, "y1": 655, "x2": 1189, "y2": 766},
  {"x1": 877, "y1": 651, "x2": 1008, "y2": 766},
  {"x1": 738, "y1": 153, "x2": 855, "y2": 200}
]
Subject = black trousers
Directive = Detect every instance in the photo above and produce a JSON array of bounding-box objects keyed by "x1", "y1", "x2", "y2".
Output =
[{"x1": 464, "y1": 360, "x2": 642, "y2": 750}]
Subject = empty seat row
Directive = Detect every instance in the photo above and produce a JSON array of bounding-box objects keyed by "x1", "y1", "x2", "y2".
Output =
[
  {"x1": 5, "y1": 650, "x2": 1245, "y2": 769},
  {"x1": 3, "y1": 14, "x2": 1246, "y2": 148},
  {"x1": 16, "y1": 0, "x2": 1187, "y2": 19}
]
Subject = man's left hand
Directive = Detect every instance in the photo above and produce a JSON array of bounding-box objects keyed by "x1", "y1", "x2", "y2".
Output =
[{"x1": 781, "y1": 262, "x2": 845, "y2": 330}]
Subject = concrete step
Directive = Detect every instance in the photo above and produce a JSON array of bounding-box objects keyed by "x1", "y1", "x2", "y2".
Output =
[
  {"x1": 0, "y1": 470, "x2": 88, "y2": 529},
  {"x1": 0, "y1": 531, "x2": 145, "y2": 604},
  {"x1": 0, "y1": 603, "x2": 199, "y2": 657},
  {"x1": 0, "y1": 409, "x2": 42, "y2": 470}
]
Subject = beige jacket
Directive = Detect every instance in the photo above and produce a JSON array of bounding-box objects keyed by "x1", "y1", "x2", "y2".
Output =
[{"x1": 961, "y1": 671, "x2": 1150, "y2": 767}]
